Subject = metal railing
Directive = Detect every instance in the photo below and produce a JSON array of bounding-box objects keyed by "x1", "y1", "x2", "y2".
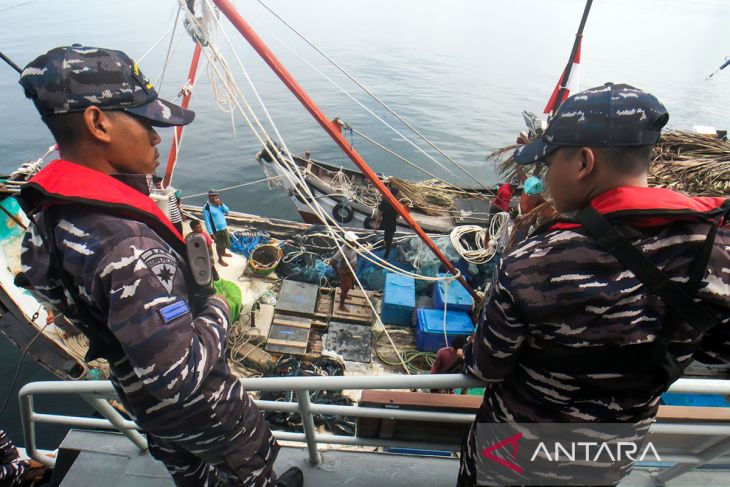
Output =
[{"x1": 18, "y1": 375, "x2": 730, "y2": 484}]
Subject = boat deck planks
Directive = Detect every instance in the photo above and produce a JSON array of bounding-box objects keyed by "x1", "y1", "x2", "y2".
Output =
[
  {"x1": 265, "y1": 313, "x2": 312, "y2": 356},
  {"x1": 330, "y1": 288, "x2": 375, "y2": 325},
  {"x1": 312, "y1": 288, "x2": 335, "y2": 330}
]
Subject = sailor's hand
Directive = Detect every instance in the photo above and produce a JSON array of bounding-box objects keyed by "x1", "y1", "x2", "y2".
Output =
[{"x1": 22, "y1": 459, "x2": 47, "y2": 481}]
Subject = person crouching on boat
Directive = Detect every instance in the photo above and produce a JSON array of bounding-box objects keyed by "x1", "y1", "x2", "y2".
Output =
[
  {"x1": 457, "y1": 83, "x2": 730, "y2": 486},
  {"x1": 330, "y1": 231, "x2": 359, "y2": 312},
  {"x1": 16, "y1": 45, "x2": 302, "y2": 487},
  {"x1": 203, "y1": 189, "x2": 234, "y2": 267}
]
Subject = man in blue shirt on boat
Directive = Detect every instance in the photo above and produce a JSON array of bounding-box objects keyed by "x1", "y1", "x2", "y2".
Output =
[{"x1": 204, "y1": 189, "x2": 234, "y2": 267}]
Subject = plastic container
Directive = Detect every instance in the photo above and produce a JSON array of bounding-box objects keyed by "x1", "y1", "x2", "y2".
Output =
[
  {"x1": 416, "y1": 308, "x2": 474, "y2": 352},
  {"x1": 380, "y1": 272, "x2": 416, "y2": 326},
  {"x1": 432, "y1": 274, "x2": 474, "y2": 312}
]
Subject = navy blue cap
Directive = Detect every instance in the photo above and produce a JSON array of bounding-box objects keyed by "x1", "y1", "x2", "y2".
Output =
[
  {"x1": 19, "y1": 44, "x2": 194, "y2": 127},
  {"x1": 513, "y1": 83, "x2": 669, "y2": 164}
]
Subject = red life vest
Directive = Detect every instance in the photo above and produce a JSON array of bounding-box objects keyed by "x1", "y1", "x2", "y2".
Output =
[
  {"x1": 548, "y1": 186, "x2": 729, "y2": 231},
  {"x1": 493, "y1": 183, "x2": 513, "y2": 211},
  {"x1": 19, "y1": 159, "x2": 185, "y2": 254}
]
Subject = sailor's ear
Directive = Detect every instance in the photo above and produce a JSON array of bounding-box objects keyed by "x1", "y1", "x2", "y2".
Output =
[
  {"x1": 576, "y1": 147, "x2": 596, "y2": 181},
  {"x1": 82, "y1": 106, "x2": 112, "y2": 144}
]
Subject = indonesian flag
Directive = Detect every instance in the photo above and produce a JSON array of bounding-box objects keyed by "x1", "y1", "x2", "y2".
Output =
[{"x1": 543, "y1": 37, "x2": 582, "y2": 114}]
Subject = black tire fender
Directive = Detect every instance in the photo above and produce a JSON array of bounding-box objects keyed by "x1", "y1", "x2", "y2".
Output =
[{"x1": 332, "y1": 201, "x2": 354, "y2": 223}]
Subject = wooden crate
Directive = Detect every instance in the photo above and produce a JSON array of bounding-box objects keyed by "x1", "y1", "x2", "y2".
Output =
[
  {"x1": 330, "y1": 288, "x2": 375, "y2": 325},
  {"x1": 265, "y1": 314, "x2": 312, "y2": 356}
]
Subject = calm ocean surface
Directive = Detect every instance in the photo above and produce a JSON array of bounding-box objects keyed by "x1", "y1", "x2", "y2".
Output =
[{"x1": 1, "y1": 0, "x2": 728, "y2": 447}]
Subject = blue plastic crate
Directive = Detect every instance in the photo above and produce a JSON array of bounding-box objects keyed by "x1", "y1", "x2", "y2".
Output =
[
  {"x1": 381, "y1": 272, "x2": 416, "y2": 326},
  {"x1": 416, "y1": 308, "x2": 474, "y2": 352},
  {"x1": 432, "y1": 273, "x2": 474, "y2": 312}
]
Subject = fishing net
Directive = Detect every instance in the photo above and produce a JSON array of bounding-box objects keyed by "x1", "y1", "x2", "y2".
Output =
[
  {"x1": 261, "y1": 355, "x2": 355, "y2": 436},
  {"x1": 230, "y1": 230, "x2": 270, "y2": 257}
]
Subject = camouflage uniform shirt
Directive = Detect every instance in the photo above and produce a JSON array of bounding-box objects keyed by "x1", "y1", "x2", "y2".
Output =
[
  {"x1": 20, "y1": 174, "x2": 278, "y2": 486},
  {"x1": 459, "y1": 187, "x2": 730, "y2": 485}
]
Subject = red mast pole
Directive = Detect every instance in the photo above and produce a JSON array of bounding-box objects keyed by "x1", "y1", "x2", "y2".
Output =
[
  {"x1": 212, "y1": 0, "x2": 477, "y2": 299},
  {"x1": 163, "y1": 43, "x2": 203, "y2": 188}
]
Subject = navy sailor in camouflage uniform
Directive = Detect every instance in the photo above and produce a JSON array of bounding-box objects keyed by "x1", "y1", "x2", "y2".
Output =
[
  {"x1": 458, "y1": 83, "x2": 730, "y2": 485},
  {"x1": 16, "y1": 45, "x2": 302, "y2": 487}
]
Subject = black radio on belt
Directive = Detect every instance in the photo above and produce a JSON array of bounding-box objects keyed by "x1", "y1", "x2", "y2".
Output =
[{"x1": 185, "y1": 233, "x2": 212, "y2": 287}]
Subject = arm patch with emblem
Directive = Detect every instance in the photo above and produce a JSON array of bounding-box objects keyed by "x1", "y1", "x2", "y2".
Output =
[{"x1": 141, "y1": 248, "x2": 179, "y2": 294}]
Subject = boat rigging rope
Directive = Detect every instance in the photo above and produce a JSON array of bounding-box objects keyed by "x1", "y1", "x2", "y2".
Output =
[
  {"x1": 0, "y1": 0, "x2": 39, "y2": 15},
  {"x1": 182, "y1": 1, "x2": 423, "y2": 372},
  {"x1": 246, "y1": 18, "x2": 468, "y2": 188},
  {"x1": 254, "y1": 0, "x2": 490, "y2": 191},
  {"x1": 182, "y1": 175, "x2": 283, "y2": 199},
  {"x1": 0, "y1": 306, "x2": 49, "y2": 416},
  {"x1": 155, "y1": 5, "x2": 183, "y2": 91},
  {"x1": 137, "y1": 22, "x2": 177, "y2": 64},
  {"x1": 344, "y1": 124, "x2": 455, "y2": 187},
  {"x1": 182, "y1": 1, "x2": 473, "y2": 373}
]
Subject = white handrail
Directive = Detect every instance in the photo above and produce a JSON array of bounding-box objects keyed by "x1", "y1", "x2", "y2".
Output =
[{"x1": 17, "y1": 374, "x2": 730, "y2": 483}]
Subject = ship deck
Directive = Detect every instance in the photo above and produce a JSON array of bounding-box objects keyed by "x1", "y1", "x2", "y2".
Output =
[{"x1": 53, "y1": 430, "x2": 730, "y2": 487}]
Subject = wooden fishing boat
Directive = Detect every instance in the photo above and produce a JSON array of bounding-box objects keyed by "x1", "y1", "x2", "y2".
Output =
[{"x1": 257, "y1": 148, "x2": 500, "y2": 234}]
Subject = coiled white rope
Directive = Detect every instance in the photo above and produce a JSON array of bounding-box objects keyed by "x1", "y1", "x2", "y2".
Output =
[{"x1": 449, "y1": 212, "x2": 510, "y2": 264}]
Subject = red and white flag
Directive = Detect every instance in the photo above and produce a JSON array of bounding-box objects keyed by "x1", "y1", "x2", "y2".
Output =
[{"x1": 543, "y1": 38, "x2": 582, "y2": 114}]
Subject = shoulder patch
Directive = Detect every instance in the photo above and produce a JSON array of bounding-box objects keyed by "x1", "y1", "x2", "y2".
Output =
[
  {"x1": 158, "y1": 300, "x2": 190, "y2": 323},
  {"x1": 141, "y1": 248, "x2": 178, "y2": 294}
]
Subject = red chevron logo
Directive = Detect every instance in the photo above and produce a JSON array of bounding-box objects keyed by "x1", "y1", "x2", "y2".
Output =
[{"x1": 480, "y1": 432, "x2": 523, "y2": 474}]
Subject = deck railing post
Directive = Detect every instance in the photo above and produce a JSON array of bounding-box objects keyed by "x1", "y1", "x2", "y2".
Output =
[
  {"x1": 82, "y1": 397, "x2": 148, "y2": 452},
  {"x1": 295, "y1": 389, "x2": 322, "y2": 466},
  {"x1": 19, "y1": 393, "x2": 40, "y2": 466}
]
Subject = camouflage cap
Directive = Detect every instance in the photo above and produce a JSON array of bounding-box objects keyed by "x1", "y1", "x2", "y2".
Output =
[
  {"x1": 18, "y1": 44, "x2": 194, "y2": 127},
  {"x1": 513, "y1": 83, "x2": 669, "y2": 164}
]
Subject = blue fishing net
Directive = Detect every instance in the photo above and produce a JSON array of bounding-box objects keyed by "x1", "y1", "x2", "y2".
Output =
[{"x1": 230, "y1": 230, "x2": 270, "y2": 257}]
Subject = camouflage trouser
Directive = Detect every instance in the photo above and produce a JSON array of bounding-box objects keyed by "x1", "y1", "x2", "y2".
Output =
[
  {"x1": 147, "y1": 429, "x2": 279, "y2": 487},
  {"x1": 457, "y1": 421, "x2": 478, "y2": 487}
]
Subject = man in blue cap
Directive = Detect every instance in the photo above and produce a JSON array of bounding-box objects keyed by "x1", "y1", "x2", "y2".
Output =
[
  {"x1": 458, "y1": 83, "x2": 730, "y2": 485},
  {"x1": 17, "y1": 45, "x2": 301, "y2": 486}
]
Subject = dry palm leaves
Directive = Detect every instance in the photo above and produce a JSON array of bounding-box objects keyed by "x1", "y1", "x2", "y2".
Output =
[
  {"x1": 650, "y1": 131, "x2": 730, "y2": 196},
  {"x1": 389, "y1": 177, "x2": 488, "y2": 215},
  {"x1": 489, "y1": 130, "x2": 730, "y2": 196}
]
